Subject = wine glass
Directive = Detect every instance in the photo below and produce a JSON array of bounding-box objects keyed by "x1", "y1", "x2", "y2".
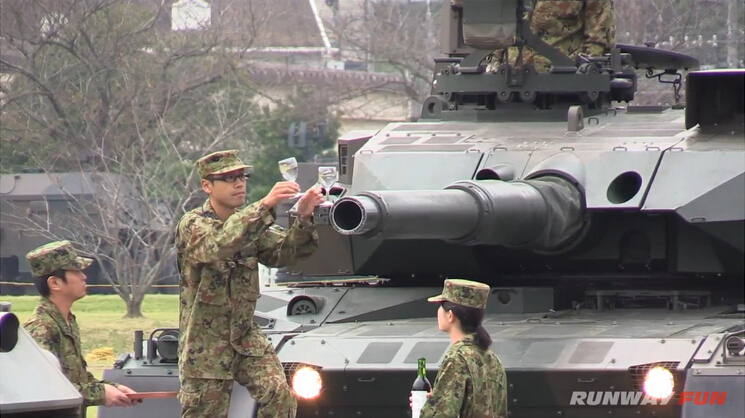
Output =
[
  {"x1": 318, "y1": 166, "x2": 338, "y2": 202},
  {"x1": 278, "y1": 157, "x2": 303, "y2": 199},
  {"x1": 278, "y1": 157, "x2": 298, "y2": 181}
]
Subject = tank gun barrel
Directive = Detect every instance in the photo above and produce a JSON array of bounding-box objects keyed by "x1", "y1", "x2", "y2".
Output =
[{"x1": 330, "y1": 172, "x2": 586, "y2": 252}]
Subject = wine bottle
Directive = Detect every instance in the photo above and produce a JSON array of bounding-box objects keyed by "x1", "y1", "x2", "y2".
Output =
[{"x1": 411, "y1": 357, "x2": 431, "y2": 418}]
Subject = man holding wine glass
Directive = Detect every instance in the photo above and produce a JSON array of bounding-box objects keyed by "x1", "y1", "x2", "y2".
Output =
[{"x1": 175, "y1": 149, "x2": 324, "y2": 418}]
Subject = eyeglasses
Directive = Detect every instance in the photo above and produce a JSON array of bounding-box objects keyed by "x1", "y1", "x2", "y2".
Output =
[{"x1": 208, "y1": 172, "x2": 250, "y2": 183}]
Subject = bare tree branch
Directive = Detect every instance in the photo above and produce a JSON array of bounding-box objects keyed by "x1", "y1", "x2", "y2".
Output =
[
  {"x1": 0, "y1": 0, "x2": 295, "y2": 316},
  {"x1": 324, "y1": 0, "x2": 442, "y2": 119}
]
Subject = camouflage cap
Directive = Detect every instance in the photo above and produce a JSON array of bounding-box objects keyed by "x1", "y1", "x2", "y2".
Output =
[
  {"x1": 196, "y1": 150, "x2": 252, "y2": 179},
  {"x1": 427, "y1": 279, "x2": 490, "y2": 310},
  {"x1": 26, "y1": 240, "x2": 93, "y2": 278}
]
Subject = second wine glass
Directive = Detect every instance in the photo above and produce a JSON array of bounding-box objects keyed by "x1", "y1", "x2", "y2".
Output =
[{"x1": 318, "y1": 166, "x2": 338, "y2": 201}]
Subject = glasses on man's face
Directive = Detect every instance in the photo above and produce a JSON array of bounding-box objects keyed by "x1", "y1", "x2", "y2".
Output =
[{"x1": 209, "y1": 172, "x2": 250, "y2": 183}]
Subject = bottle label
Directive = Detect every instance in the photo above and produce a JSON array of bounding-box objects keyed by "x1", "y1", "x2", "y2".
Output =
[{"x1": 411, "y1": 390, "x2": 428, "y2": 418}]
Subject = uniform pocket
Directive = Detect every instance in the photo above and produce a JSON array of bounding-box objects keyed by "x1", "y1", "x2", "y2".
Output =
[
  {"x1": 235, "y1": 257, "x2": 261, "y2": 302},
  {"x1": 61, "y1": 352, "x2": 83, "y2": 381},
  {"x1": 196, "y1": 263, "x2": 230, "y2": 306},
  {"x1": 242, "y1": 325, "x2": 271, "y2": 357},
  {"x1": 237, "y1": 256, "x2": 257, "y2": 270},
  {"x1": 177, "y1": 388, "x2": 202, "y2": 407}
]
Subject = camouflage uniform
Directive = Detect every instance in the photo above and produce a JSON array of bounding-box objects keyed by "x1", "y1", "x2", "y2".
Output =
[
  {"x1": 421, "y1": 279, "x2": 509, "y2": 418},
  {"x1": 176, "y1": 150, "x2": 319, "y2": 418},
  {"x1": 485, "y1": 0, "x2": 616, "y2": 72},
  {"x1": 23, "y1": 241, "x2": 119, "y2": 417}
]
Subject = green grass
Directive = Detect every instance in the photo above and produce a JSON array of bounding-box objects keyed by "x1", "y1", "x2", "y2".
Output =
[{"x1": 1, "y1": 294, "x2": 180, "y2": 417}]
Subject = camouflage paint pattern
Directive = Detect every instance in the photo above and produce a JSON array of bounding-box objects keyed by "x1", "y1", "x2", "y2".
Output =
[
  {"x1": 26, "y1": 240, "x2": 93, "y2": 278},
  {"x1": 427, "y1": 279, "x2": 490, "y2": 309},
  {"x1": 178, "y1": 325, "x2": 296, "y2": 418},
  {"x1": 419, "y1": 335, "x2": 508, "y2": 418},
  {"x1": 486, "y1": 0, "x2": 616, "y2": 72},
  {"x1": 175, "y1": 198, "x2": 318, "y2": 417},
  {"x1": 23, "y1": 297, "x2": 120, "y2": 416},
  {"x1": 196, "y1": 149, "x2": 252, "y2": 179}
]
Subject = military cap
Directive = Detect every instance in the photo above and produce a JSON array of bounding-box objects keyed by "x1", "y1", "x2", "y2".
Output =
[
  {"x1": 428, "y1": 279, "x2": 490, "y2": 310},
  {"x1": 26, "y1": 240, "x2": 93, "y2": 278},
  {"x1": 196, "y1": 149, "x2": 252, "y2": 179}
]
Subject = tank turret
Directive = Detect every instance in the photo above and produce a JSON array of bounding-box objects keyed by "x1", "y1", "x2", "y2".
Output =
[{"x1": 289, "y1": 0, "x2": 743, "y2": 283}]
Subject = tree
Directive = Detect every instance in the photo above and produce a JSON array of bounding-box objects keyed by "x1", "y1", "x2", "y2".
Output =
[
  {"x1": 615, "y1": 0, "x2": 742, "y2": 67},
  {"x1": 326, "y1": 0, "x2": 443, "y2": 119},
  {"x1": 247, "y1": 86, "x2": 341, "y2": 203},
  {"x1": 0, "y1": 0, "x2": 285, "y2": 316},
  {"x1": 614, "y1": 0, "x2": 744, "y2": 105}
]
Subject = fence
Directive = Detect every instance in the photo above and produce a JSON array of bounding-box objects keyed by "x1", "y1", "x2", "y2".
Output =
[
  {"x1": 0, "y1": 281, "x2": 179, "y2": 289},
  {"x1": 0, "y1": 280, "x2": 180, "y2": 296},
  {"x1": 0, "y1": 265, "x2": 278, "y2": 295}
]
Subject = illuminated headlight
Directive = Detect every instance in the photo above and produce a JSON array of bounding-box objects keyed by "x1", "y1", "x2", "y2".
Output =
[
  {"x1": 292, "y1": 367, "x2": 322, "y2": 399},
  {"x1": 643, "y1": 367, "x2": 674, "y2": 399}
]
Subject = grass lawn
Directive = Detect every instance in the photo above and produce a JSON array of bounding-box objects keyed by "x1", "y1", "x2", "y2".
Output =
[{"x1": 2, "y1": 294, "x2": 179, "y2": 417}]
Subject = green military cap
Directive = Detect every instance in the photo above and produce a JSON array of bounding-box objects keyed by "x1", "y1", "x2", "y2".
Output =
[
  {"x1": 428, "y1": 279, "x2": 490, "y2": 310},
  {"x1": 196, "y1": 149, "x2": 253, "y2": 179},
  {"x1": 26, "y1": 240, "x2": 93, "y2": 278}
]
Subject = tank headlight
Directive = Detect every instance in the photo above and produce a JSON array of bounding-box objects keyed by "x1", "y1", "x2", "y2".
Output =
[
  {"x1": 643, "y1": 367, "x2": 674, "y2": 399},
  {"x1": 292, "y1": 367, "x2": 322, "y2": 399}
]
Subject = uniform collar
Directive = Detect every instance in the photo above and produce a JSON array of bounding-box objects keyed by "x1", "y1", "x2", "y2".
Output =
[
  {"x1": 201, "y1": 198, "x2": 219, "y2": 220},
  {"x1": 37, "y1": 296, "x2": 75, "y2": 329},
  {"x1": 201, "y1": 198, "x2": 250, "y2": 221},
  {"x1": 454, "y1": 333, "x2": 476, "y2": 347}
]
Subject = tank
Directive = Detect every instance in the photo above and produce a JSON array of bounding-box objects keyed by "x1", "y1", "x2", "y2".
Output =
[
  {"x1": 100, "y1": 1, "x2": 744, "y2": 418},
  {"x1": 0, "y1": 302, "x2": 83, "y2": 418}
]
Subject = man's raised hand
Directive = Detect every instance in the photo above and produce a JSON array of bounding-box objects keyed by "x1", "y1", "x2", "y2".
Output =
[
  {"x1": 260, "y1": 181, "x2": 301, "y2": 208},
  {"x1": 295, "y1": 187, "x2": 324, "y2": 217}
]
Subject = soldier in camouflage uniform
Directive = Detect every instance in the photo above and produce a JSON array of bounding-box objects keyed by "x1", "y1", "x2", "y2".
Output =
[
  {"x1": 176, "y1": 150, "x2": 324, "y2": 418},
  {"x1": 485, "y1": 0, "x2": 616, "y2": 72},
  {"x1": 415, "y1": 279, "x2": 509, "y2": 418},
  {"x1": 23, "y1": 240, "x2": 138, "y2": 417}
]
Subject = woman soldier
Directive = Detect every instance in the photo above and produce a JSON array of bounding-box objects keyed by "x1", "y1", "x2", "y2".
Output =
[{"x1": 414, "y1": 279, "x2": 509, "y2": 418}]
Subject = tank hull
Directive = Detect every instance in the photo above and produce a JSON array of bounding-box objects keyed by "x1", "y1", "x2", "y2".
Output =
[{"x1": 97, "y1": 286, "x2": 745, "y2": 418}]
